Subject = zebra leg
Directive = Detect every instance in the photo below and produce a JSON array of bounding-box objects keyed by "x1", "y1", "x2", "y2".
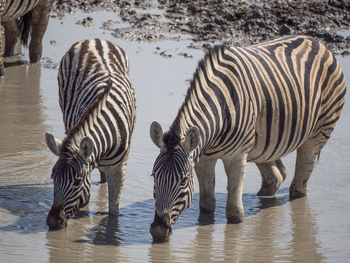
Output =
[
  {"x1": 222, "y1": 152, "x2": 248, "y2": 224},
  {"x1": 194, "y1": 156, "x2": 217, "y2": 213},
  {"x1": 256, "y1": 159, "x2": 287, "y2": 196},
  {"x1": 99, "y1": 170, "x2": 107, "y2": 184},
  {"x1": 28, "y1": 0, "x2": 54, "y2": 63},
  {"x1": 0, "y1": 17, "x2": 4, "y2": 76},
  {"x1": 0, "y1": 0, "x2": 4, "y2": 76},
  {"x1": 105, "y1": 162, "x2": 126, "y2": 215},
  {"x1": 3, "y1": 19, "x2": 20, "y2": 57},
  {"x1": 290, "y1": 141, "x2": 319, "y2": 199}
]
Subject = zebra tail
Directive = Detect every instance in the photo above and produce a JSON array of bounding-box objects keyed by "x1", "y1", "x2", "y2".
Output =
[
  {"x1": 20, "y1": 11, "x2": 32, "y2": 47},
  {"x1": 316, "y1": 150, "x2": 321, "y2": 164}
]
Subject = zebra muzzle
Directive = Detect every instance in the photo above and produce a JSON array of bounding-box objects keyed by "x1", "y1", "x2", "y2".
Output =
[
  {"x1": 150, "y1": 213, "x2": 173, "y2": 243},
  {"x1": 46, "y1": 205, "x2": 67, "y2": 230}
]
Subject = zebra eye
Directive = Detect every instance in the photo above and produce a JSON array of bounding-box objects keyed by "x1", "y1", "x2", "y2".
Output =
[
  {"x1": 73, "y1": 178, "x2": 82, "y2": 187},
  {"x1": 180, "y1": 177, "x2": 188, "y2": 186}
]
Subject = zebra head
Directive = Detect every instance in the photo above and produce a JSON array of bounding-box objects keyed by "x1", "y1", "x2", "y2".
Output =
[
  {"x1": 45, "y1": 133, "x2": 93, "y2": 230},
  {"x1": 149, "y1": 121, "x2": 199, "y2": 242}
]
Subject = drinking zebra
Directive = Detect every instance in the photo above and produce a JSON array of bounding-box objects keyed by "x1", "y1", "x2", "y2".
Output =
[
  {"x1": 45, "y1": 39, "x2": 136, "y2": 229},
  {"x1": 0, "y1": 0, "x2": 54, "y2": 76},
  {"x1": 149, "y1": 35, "x2": 346, "y2": 242}
]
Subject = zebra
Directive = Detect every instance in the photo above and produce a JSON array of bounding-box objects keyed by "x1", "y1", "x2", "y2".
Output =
[
  {"x1": 0, "y1": 0, "x2": 54, "y2": 76},
  {"x1": 45, "y1": 39, "x2": 136, "y2": 229},
  {"x1": 149, "y1": 35, "x2": 346, "y2": 242}
]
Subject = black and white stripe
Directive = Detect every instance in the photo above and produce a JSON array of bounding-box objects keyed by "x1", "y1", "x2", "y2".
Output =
[
  {"x1": 46, "y1": 39, "x2": 136, "y2": 229},
  {"x1": 150, "y1": 35, "x2": 346, "y2": 236}
]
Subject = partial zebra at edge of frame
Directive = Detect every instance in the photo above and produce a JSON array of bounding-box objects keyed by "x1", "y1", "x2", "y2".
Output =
[
  {"x1": 149, "y1": 35, "x2": 346, "y2": 242},
  {"x1": 0, "y1": 0, "x2": 54, "y2": 76},
  {"x1": 45, "y1": 39, "x2": 136, "y2": 230}
]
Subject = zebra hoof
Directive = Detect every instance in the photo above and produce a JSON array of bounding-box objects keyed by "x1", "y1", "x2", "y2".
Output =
[
  {"x1": 226, "y1": 214, "x2": 244, "y2": 224},
  {"x1": 289, "y1": 183, "x2": 308, "y2": 200},
  {"x1": 257, "y1": 180, "x2": 281, "y2": 196},
  {"x1": 257, "y1": 187, "x2": 278, "y2": 197},
  {"x1": 198, "y1": 210, "x2": 215, "y2": 225},
  {"x1": 289, "y1": 188, "x2": 307, "y2": 200}
]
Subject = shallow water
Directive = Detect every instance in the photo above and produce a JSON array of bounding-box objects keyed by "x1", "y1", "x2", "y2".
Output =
[{"x1": 0, "y1": 10, "x2": 350, "y2": 263}]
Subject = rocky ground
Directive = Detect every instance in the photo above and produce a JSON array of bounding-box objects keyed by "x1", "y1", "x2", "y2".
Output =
[{"x1": 52, "y1": 0, "x2": 350, "y2": 55}]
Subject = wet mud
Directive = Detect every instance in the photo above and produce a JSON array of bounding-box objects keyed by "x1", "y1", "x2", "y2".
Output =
[{"x1": 53, "y1": 0, "x2": 350, "y2": 55}]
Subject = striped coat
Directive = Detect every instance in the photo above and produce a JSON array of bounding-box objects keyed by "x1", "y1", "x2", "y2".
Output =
[
  {"x1": 46, "y1": 39, "x2": 136, "y2": 229},
  {"x1": 149, "y1": 35, "x2": 346, "y2": 242},
  {"x1": 0, "y1": 0, "x2": 54, "y2": 76}
]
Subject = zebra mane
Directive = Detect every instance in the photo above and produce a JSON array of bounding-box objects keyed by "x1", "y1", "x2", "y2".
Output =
[
  {"x1": 61, "y1": 81, "x2": 112, "y2": 150},
  {"x1": 163, "y1": 128, "x2": 181, "y2": 149},
  {"x1": 165, "y1": 45, "x2": 224, "y2": 150}
]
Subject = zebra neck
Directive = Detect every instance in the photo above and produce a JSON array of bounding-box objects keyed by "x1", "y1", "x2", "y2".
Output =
[
  {"x1": 62, "y1": 89, "x2": 110, "y2": 164},
  {"x1": 62, "y1": 112, "x2": 102, "y2": 166}
]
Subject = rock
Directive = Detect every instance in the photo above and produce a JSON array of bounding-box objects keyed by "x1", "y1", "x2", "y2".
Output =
[
  {"x1": 279, "y1": 25, "x2": 291, "y2": 36},
  {"x1": 250, "y1": 10, "x2": 262, "y2": 19},
  {"x1": 178, "y1": 52, "x2": 193, "y2": 58}
]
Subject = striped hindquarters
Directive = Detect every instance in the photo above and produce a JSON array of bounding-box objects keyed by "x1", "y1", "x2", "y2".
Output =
[
  {"x1": 58, "y1": 39, "x2": 136, "y2": 166},
  {"x1": 1, "y1": 0, "x2": 39, "y2": 21},
  {"x1": 243, "y1": 35, "x2": 346, "y2": 161},
  {"x1": 58, "y1": 39, "x2": 132, "y2": 131}
]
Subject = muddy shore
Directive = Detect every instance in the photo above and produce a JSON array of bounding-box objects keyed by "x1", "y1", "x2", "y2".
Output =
[{"x1": 52, "y1": 0, "x2": 350, "y2": 55}]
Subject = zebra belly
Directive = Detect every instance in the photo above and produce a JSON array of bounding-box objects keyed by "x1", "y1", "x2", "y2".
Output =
[
  {"x1": 246, "y1": 108, "x2": 317, "y2": 163},
  {"x1": 247, "y1": 135, "x2": 302, "y2": 163}
]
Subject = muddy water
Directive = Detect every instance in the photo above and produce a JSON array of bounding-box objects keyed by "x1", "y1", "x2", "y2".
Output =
[{"x1": 1, "y1": 10, "x2": 350, "y2": 263}]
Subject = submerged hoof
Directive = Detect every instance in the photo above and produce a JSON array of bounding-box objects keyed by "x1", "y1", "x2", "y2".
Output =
[
  {"x1": 257, "y1": 180, "x2": 281, "y2": 197},
  {"x1": 289, "y1": 185, "x2": 307, "y2": 200},
  {"x1": 227, "y1": 214, "x2": 244, "y2": 224},
  {"x1": 289, "y1": 191, "x2": 307, "y2": 200},
  {"x1": 257, "y1": 187, "x2": 278, "y2": 197}
]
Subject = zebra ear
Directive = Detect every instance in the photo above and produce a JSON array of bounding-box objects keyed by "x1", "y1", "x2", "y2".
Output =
[
  {"x1": 45, "y1": 132, "x2": 62, "y2": 156},
  {"x1": 150, "y1": 121, "x2": 164, "y2": 148},
  {"x1": 183, "y1": 126, "x2": 199, "y2": 152},
  {"x1": 79, "y1": 137, "x2": 94, "y2": 160}
]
